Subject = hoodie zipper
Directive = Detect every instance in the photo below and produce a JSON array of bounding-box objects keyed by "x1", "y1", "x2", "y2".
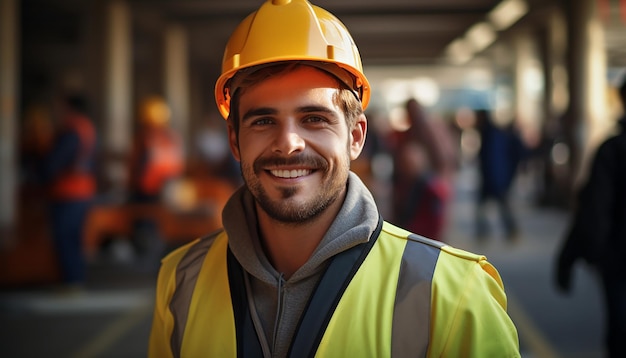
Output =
[
  {"x1": 271, "y1": 273, "x2": 286, "y2": 357},
  {"x1": 244, "y1": 271, "x2": 272, "y2": 357}
]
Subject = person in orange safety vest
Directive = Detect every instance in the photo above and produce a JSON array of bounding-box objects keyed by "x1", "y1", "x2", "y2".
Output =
[
  {"x1": 128, "y1": 96, "x2": 184, "y2": 267},
  {"x1": 129, "y1": 96, "x2": 184, "y2": 201},
  {"x1": 43, "y1": 94, "x2": 97, "y2": 285}
]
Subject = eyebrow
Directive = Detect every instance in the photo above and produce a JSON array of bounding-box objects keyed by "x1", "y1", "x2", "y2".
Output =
[
  {"x1": 242, "y1": 107, "x2": 277, "y2": 123},
  {"x1": 241, "y1": 105, "x2": 339, "y2": 123}
]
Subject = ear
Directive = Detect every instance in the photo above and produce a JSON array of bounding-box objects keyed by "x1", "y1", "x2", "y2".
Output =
[
  {"x1": 349, "y1": 114, "x2": 367, "y2": 160},
  {"x1": 227, "y1": 122, "x2": 241, "y2": 162}
]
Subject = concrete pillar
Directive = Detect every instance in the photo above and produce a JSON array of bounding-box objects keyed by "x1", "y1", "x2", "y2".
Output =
[
  {"x1": 0, "y1": 0, "x2": 19, "y2": 244},
  {"x1": 513, "y1": 31, "x2": 543, "y2": 137},
  {"x1": 105, "y1": 1, "x2": 132, "y2": 156},
  {"x1": 164, "y1": 24, "x2": 190, "y2": 157},
  {"x1": 537, "y1": 7, "x2": 571, "y2": 207},
  {"x1": 104, "y1": 0, "x2": 132, "y2": 190},
  {"x1": 563, "y1": 0, "x2": 608, "y2": 189},
  {"x1": 84, "y1": 1, "x2": 107, "y2": 138},
  {"x1": 540, "y1": 8, "x2": 568, "y2": 130}
]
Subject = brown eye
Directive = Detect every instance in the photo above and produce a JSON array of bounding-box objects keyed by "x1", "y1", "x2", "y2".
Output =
[
  {"x1": 251, "y1": 117, "x2": 274, "y2": 126},
  {"x1": 304, "y1": 115, "x2": 326, "y2": 124}
]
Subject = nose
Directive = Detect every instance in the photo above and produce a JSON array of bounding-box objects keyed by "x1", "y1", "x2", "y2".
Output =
[{"x1": 272, "y1": 122, "x2": 305, "y2": 155}]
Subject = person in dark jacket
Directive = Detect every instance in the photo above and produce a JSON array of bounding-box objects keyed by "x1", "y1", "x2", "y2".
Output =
[
  {"x1": 474, "y1": 109, "x2": 526, "y2": 242},
  {"x1": 555, "y1": 80, "x2": 626, "y2": 358}
]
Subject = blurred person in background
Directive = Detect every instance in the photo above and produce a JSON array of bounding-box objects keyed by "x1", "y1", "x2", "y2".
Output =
[
  {"x1": 42, "y1": 94, "x2": 97, "y2": 287},
  {"x1": 556, "y1": 80, "x2": 626, "y2": 358},
  {"x1": 390, "y1": 98, "x2": 456, "y2": 241},
  {"x1": 128, "y1": 96, "x2": 184, "y2": 264},
  {"x1": 129, "y1": 96, "x2": 184, "y2": 202},
  {"x1": 474, "y1": 109, "x2": 527, "y2": 243}
]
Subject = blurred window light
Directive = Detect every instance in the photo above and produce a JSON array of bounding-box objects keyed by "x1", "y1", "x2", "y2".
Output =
[
  {"x1": 446, "y1": 38, "x2": 474, "y2": 65},
  {"x1": 381, "y1": 77, "x2": 440, "y2": 108},
  {"x1": 381, "y1": 79, "x2": 411, "y2": 107},
  {"x1": 488, "y1": 0, "x2": 529, "y2": 31},
  {"x1": 522, "y1": 63, "x2": 544, "y2": 94},
  {"x1": 465, "y1": 68, "x2": 494, "y2": 91},
  {"x1": 409, "y1": 77, "x2": 440, "y2": 107},
  {"x1": 465, "y1": 22, "x2": 497, "y2": 53}
]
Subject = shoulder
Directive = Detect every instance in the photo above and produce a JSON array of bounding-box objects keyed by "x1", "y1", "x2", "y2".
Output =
[
  {"x1": 381, "y1": 221, "x2": 484, "y2": 261},
  {"x1": 160, "y1": 230, "x2": 225, "y2": 273},
  {"x1": 380, "y1": 225, "x2": 517, "y2": 355},
  {"x1": 154, "y1": 230, "x2": 227, "y2": 305},
  {"x1": 381, "y1": 221, "x2": 502, "y2": 285}
]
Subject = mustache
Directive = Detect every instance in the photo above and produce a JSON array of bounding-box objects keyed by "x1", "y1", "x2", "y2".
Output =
[{"x1": 253, "y1": 154, "x2": 328, "y2": 172}]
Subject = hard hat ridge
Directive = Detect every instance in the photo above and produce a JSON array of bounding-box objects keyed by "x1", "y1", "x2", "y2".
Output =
[{"x1": 215, "y1": 0, "x2": 370, "y2": 119}]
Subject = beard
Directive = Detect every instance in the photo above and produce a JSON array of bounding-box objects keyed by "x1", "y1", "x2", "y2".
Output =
[{"x1": 241, "y1": 152, "x2": 350, "y2": 224}]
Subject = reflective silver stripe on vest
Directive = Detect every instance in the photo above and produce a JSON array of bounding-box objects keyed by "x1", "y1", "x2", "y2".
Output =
[
  {"x1": 392, "y1": 233, "x2": 443, "y2": 357},
  {"x1": 169, "y1": 232, "x2": 220, "y2": 358}
]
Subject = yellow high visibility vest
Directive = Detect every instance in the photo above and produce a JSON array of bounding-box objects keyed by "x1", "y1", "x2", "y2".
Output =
[{"x1": 149, "y1": 221, "x2": 520, "y2": 357}]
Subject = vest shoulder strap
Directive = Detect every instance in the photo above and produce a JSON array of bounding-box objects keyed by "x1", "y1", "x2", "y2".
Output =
[
  {"x1": 287, "y1": 217, "x2": 383, "y2": 358},
  {"x1": 314, "y1": 221, "x2": 442, "y2": 357},
  {"x1": 227, "y1": 246, "x2": 265, "y2": 358}
]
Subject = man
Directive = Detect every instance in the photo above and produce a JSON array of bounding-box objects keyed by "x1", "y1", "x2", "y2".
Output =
[
  {"x1": 556, "y1": 80, "x2": 626, "y2": 358},
  {"x1": 129, "y1": 95, "x2": 183, "y2": 203},
  {"x1": 44, "y1": 94, "x2": 97, "y2": 286},
  {"x1": 474, "y1": 109, "x2": 526, "y2": 242},
  {"x1": 149, "y1": 1, "x2": 520, "y2": 357},
  {"x1": 128, "y1": 96, "x2": 184, "y2": 262},
  {"x1": 390, "y1": 98, "x2": 456, "y2": 241}
]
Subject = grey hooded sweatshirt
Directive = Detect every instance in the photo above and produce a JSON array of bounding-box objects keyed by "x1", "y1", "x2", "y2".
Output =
[{"x1": 223, "y1": 172, "x2": 380, "y2": 358}]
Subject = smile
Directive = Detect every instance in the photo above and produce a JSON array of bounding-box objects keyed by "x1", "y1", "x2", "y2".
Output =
[{"x1": 270, "y1": 169, "x2": 312, "y2": 178}]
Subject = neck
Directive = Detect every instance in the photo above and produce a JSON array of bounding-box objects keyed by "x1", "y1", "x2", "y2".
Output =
[{"x1": 256, "y1": 194, "x2": 345, "y2": 279}]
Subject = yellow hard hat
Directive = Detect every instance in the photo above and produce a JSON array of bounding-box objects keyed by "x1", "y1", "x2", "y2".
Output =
[
  {"x1": 139, "y1": 96, "x2": 171, "y2": 127},
  {"x1": 214, "y1": 0, "x2": 371, "y2": 119}
]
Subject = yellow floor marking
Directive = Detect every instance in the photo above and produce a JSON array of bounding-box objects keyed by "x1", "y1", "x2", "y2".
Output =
[
  {"x1": 507, "y1": 294, "x2": 561, "y2": 358},
  {"x1": 71, "y1": 304, "x2": 152, "y2": 358}
]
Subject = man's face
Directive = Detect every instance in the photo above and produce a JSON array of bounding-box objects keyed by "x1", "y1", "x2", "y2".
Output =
[{"x1": 228, "y1": 66, "x2": 365, "y2": 223}]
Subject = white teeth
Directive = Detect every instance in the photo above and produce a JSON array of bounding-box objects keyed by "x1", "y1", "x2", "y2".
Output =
[{"x1": 270, "y1": 169, "x2": 311, "y2": 178}]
